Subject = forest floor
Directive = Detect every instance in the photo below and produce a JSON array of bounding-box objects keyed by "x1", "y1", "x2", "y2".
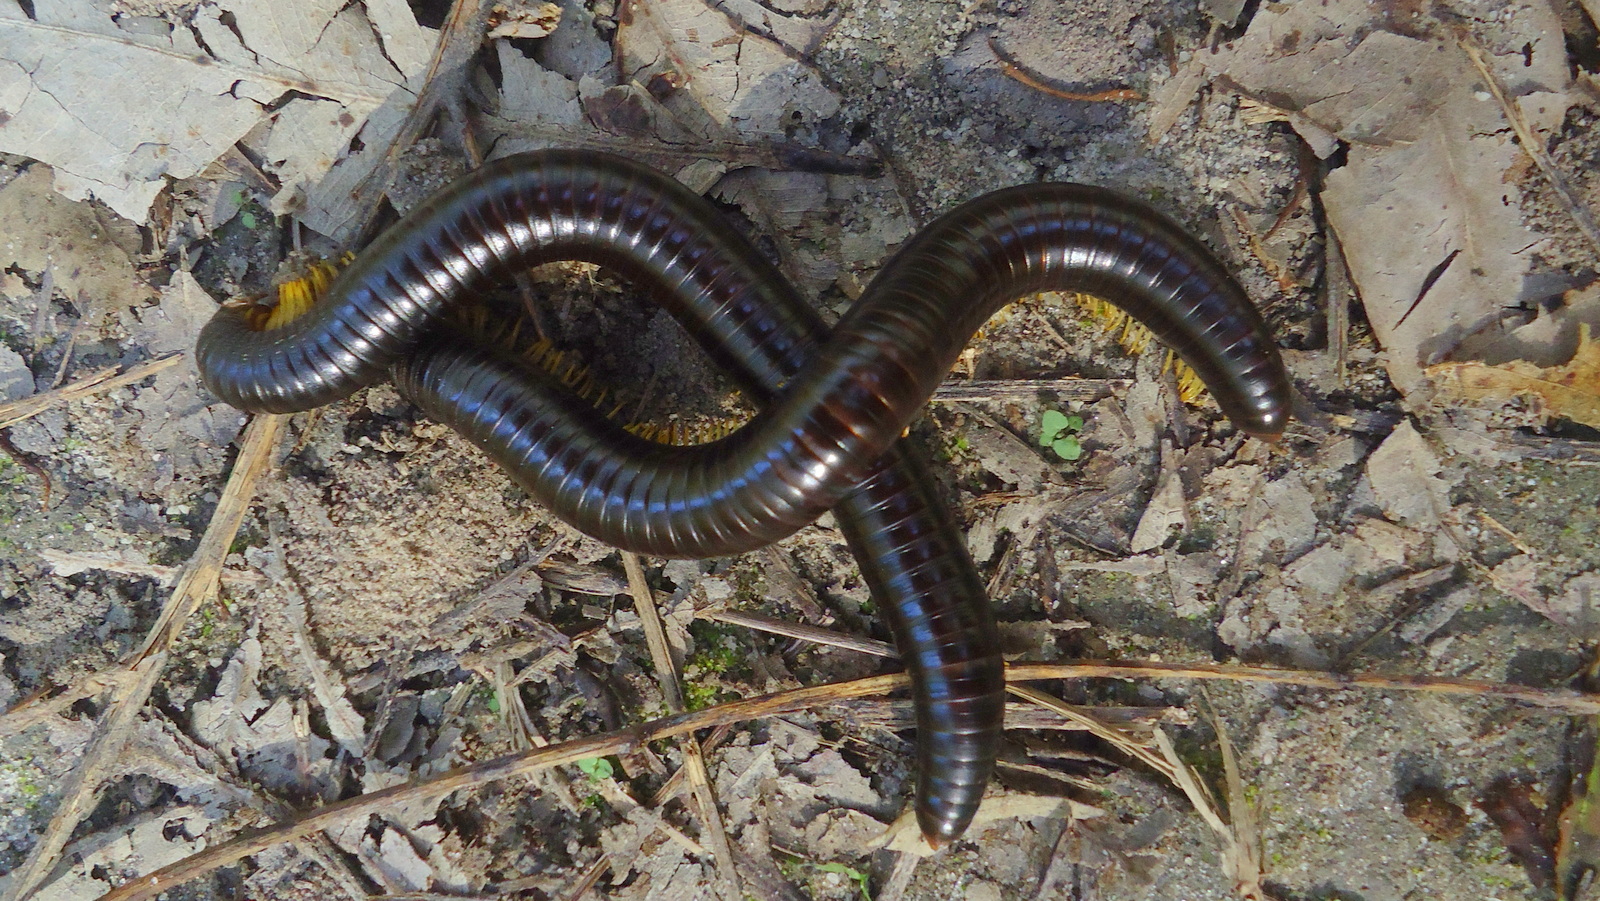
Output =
[{"x1": 2, "y1": 0, "x2": 1600, "y2": 899}]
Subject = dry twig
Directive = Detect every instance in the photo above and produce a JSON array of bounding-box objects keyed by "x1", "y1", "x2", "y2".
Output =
[
  {"x1": 0, "y1": 353, "x2": 183, "y2": 430},
  {"x1": 98, "y1": 673, "x2": 909, "y2": 901},
  {"x1": 988, "y1": 38, "x2": 1143, "y2": 102},
  {"x1": 1006, "y1": 660, "x2": 1600, "y2": 714},
  {"x1": 92, "y1": 654, "x2": 1600, "y2": 900},
  {"x1": 704, "y1": 608, "x2": 896, "y2": 658},
  {"x1": 622, "y1": 553, "x2": 742, "y2": 900},
  {"x1": 5, "y1": 413, "x2": 283, "y2": 901},
  {"x1": 1324, "y1": 226, "x2": 1353, "y2": 386}
]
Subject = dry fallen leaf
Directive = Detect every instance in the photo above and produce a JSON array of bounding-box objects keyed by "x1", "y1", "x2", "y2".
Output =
[
  {"x1": 1130, "y1": 464, "x2": 1188, "y2": 554},
  {"x1": 615, "y1": 0, "x2": 840, "y2": 141},
  {"x1": 878, "y1": 790, "x2": 1102, "y2": 856},
  {"x1": 1558, "y1": 729, "x2": 1600, "y2": 900},
  {"x1": 1365, "y1": 421, "x2": 1455, "y2": 532},
  {"x1": 0, "y1": 166, "x2": 154, "y2": 316},
  {"x1": 488, "y1": 1, "x2": 561, "y2": 39},
  {"x1": 12, "y1": 805, "x2": 215, "y2": 901},
  {"x1": 0, "y1": 344, "x2": 29, "y2": 401},
  {"x1": 0, "y1": 0, "x2": 433, "y2": 224},
  {"x1": 1209, "y1": 0, "x2": 1572, "y2": 398},
  {"x1": 1428, "y1": 324, "x2": 1600, "y2": 430}
]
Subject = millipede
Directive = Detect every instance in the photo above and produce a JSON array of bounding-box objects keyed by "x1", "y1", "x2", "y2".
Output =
[{"x1": 196, "y1": 150, "x2": 1293, "y2": 845}]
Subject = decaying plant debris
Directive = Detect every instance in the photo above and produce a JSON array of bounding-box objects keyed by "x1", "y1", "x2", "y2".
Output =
[{"x1": 3, "y1": 0, "x2": 1600, "y2": 898}]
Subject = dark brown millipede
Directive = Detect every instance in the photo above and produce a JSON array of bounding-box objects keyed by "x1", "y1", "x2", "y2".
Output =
[{"x1": 195, "y1": 150, "x2": 1292, "y2": 844}]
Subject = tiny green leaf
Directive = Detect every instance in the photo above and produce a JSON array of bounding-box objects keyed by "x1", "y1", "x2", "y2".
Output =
[
  {"x1": 1039, "y1": 409, "x2": 1071, "y2": 445},
  {"x1": 576, "y1": 756, "x2": 614, "y2": 781},
  {"x1": 1064, "y1": 414, "x2": 1084, "y2": 432},
  {"x1": 1052, "y1": 434, "x2": 1083, "y2": 461},
  {"x1": 816, "y1": 862, "x2": 871, "y2": 900},
  {"x1": 240, "y1": 210, "x2": 257, "y2": 229}
]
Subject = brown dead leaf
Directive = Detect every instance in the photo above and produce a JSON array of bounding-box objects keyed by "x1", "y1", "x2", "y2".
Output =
[
  {"x1": 1210, "y1": 0, "x2": 1574, "y2": 399},
  {"x1": 0, "y1": 0, "x2": 434, "y2": 223},
  {"x1": 1559, "y1": 729, "x2": 1600, "y2": 900},
  {"x1": 1514, "y1": 570, "x2": 1600, "y2": 631},
  {"x1": 1481, "y1": 777, "x2": 1557, "y2": 894},
  {"x1": 1237, "y1": 473, "x2": 1318, "y2": 566},
  {"x1": 616, "y1": 0, "x2": 840, "y2": 141},
  {"x1": 1428, "y1": 324, "x2": 1600, "y2": 430},
  {"x1": 488, "y1": 1, "x2": 561, "y2": 39},
  {"x1": 1365, "y1": 421, "x2": 1455, "y2": 532},
  {"x1": 1130, "y1": 462, "x2": 1187, "y2": 553},
  {"x1": 0, "y1": 166, "x2": 155, "y2": 317},
  {"x1": 878, "y1": 791, "x2": 1102, "y2": 856},
  {"x1": 22, "y1": 805, "x2": 216, "y2": 900},
  {"x1": 1489, "y1": 553, "x2": 1544, "y2": 609}
]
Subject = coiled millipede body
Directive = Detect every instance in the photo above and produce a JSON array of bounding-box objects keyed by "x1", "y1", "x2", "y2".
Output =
[{"x1": 197, "y1": 151, "x2": 1292, "y2": 844}]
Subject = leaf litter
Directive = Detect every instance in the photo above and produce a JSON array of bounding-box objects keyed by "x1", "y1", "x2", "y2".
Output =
[{"x1": 2, "y1": 0, "x2": 1600, "y2": 899}]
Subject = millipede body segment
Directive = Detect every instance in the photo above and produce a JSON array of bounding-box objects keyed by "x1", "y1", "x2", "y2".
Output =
[{"x1": 195, "y1": 150, "x2": 1292, "y2": 845}]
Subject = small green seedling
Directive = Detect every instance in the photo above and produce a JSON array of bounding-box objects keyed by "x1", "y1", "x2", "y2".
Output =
[
  {"x1": 576, "y1": 756, "x2": 614, "y2": 782},
  {"x1": 815, "y1": 862, "x2": 871, "y2": 900},
  {"x1": 1039, "y1": 409, "x2": 1085, "y2": 461},
  {"x1": 225, "y1": 186, "x2": 259, "y2": 229}
]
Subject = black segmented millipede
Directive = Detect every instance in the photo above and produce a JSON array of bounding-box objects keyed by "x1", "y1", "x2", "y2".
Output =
[{"x1": 196, "y1": 150, "x2": 1292, "y2": 844}]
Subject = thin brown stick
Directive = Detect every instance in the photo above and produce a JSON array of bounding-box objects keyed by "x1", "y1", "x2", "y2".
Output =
[
  {"x1": 4, "y1": 414, "x2": 283, "y2": 901},
  {"x1": 992, "y1": 56, "x2": 1143, "y2": 102},
  {"x1": 1498, "y1": 434, "x2": 1600, "y2": 464},
  {"x1": 0, "y1": 670, "x2": 139, "y2": 740},
  {"x1": 98, "y1": 673, "x2": 910, "y2": 901},
  {"x1": 1199, "y1": 690, "x2": 1272, "y2": 901},
  {"x1": 703, "y1": 609, "x2": 896, "y2": 658},
  {"x1": 1324, "y1": 226, "x2": 1352, "y2": 387},
  {"x1": 622, "y1": 553, "x2": 741, "y2": 900},
  {"x1": 1008, "y1": 685, "x2": 1176, "y2": 779},
  {"x1": 1476, "y1": 509, "x2": 1535, "y2": 555},
  {"x1": 1005, "y1": 660, "x2": 1600, "y2": 714},
  {"x1": 1262, "y1": 178, "x2": 1308, "y2": 242},
  {"x1": 930, "y1": 376, "x2": 1126, "y2": 405},
  {"x1": 0, "y1": 430, "x2": 51, "y2": 509},
  {"x1": 95, "y1": 655, "x2": 1600, "y2": 900},
  {"x1": 0, "y1": 354, "x2": 183, "y2": 430},
  {"x1": 3, "y1": 654, "x2": 167, "y2": 901},
  {"x1": 558, "y1": 855, "x2": 613, "y2": 901},
  {"x1": 49, "y1": 319, "x2": 89, "y2": 389},
  {"x1": 1228, "y1": 205, "x2": 1298, "y2": 294},
  {"x1": 135, "y1": 415, "x2": 285, "y2": 658}
]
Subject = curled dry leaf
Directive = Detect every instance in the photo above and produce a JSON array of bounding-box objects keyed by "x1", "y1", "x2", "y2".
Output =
[
  {"x1": 488, "y1": 1, "x2": 561, "y2": 39},
  {"x1": 1427, "y1": 324, "x2": 1600, "y2": 430}
]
